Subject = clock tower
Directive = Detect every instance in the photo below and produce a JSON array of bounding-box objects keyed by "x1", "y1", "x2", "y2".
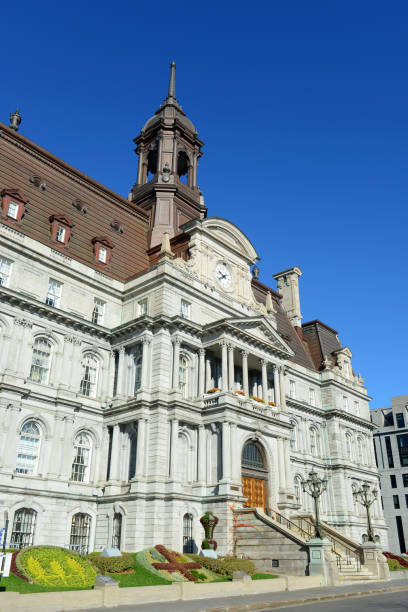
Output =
[{"x1": 130, "y1": 62, "x2": 206, "y2": 247}]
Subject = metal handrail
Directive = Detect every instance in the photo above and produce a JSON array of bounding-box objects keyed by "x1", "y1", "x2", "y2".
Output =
[{"x1": 265, "y1": 507, "x2": 311, "y2": 541}]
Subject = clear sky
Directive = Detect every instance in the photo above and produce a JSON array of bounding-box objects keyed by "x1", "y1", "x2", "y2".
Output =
[{"x1": 1, "y1": 1, "x2": 407, "y2": 408}]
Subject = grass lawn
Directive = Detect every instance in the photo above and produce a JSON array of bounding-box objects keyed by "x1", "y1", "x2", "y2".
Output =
[
  {"x1": 251, "y1": 573, "x2": 279, "y2": 580},
  {"x1": 107, "y1": 554, "x2": 171, "y2": 587}
]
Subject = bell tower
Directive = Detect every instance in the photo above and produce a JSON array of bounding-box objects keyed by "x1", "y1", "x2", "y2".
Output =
[{"x1": 131, "y1": 62, "x2": 206, "y2": 247}]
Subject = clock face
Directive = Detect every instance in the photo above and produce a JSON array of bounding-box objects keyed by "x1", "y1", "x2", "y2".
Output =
[{"x1": 215, "y1": 263, "x2": 232, "y2": 289}]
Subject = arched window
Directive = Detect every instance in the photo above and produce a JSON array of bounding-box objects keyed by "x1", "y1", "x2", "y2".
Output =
[
  {"x1": 294, "y1": 476, "x2": 303, "y2": 507},
  {"x1": 80, "y1": 354, "x2": 99, "y2": 397},
  {"x1": 112, "y1": 513, "x2": 122, "y2": 549},
  {"x1": 357, "y1": 437, "x2": 364, "y2": 464},
  {"x1": 242, "y1": 442, "x2": 265, "y2": 470},
  {"x1": 71, "y1": 432, "x2": 92, "y2": 482},
  {"x1": 70, "y1": 512, "x2": 92, "y2": 554},
  {"x1": 183, "y1": 513, "x2": 194, "y2": 553},
  {"x1": 177, "y1": 151, "x2": 190, "y2": 184},
  {"x1": 128, "y1": 433, "x2": 137, "y2": 480},
  {"x1": 16, "y1": 420, "x2": 41, "y2": 474},
  {"x1": 346, "y1": 433, "x2": 352, "y2": 460},
  {"x1": 178, "y1": 432, "x2": 190, "y2": 483},
  {"x1": 179, "y1": 355, "x2": 189, "y2": 398},
  {"x1": 29, "y1": 337, "x2": 52, "y2": 384},
  {"x1": 10, "y1": 508, "x2": 37, "y2": 549},
  {"x1": 310, "y1": 428, "x2": 317, "y2": 456},
  {"x1": 290, "y1": 421, "x2": 297, "y2": 450},
  {"x1": 134, "y1": 346, "x2": 143, "y2": 394}
]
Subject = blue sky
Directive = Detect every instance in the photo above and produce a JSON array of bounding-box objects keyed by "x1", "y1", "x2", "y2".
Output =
[{"x1": 1, "y1": 1, "x2": 407, "y2": 408}]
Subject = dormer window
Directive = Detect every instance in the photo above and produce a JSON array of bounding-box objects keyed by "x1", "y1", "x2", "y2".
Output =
[
  {"x1": 1, "y1": 188, "x2": 28, "y2": 222},
  {"x1": 49, "y1": 215, "x2": 73, "y2": 246},
  {"x1": 92, "y1": 237, "x2": 113, "y2": 266}
]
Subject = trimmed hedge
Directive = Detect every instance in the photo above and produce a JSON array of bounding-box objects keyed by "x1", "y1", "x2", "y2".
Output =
[
  {"x1": 87, "y1": 553, "x2": 134, "y2": 574},
  {"x1": 16, "y1": 546, "x2": 97, "y2": 588},
  {"x1": 187, "y1": 555, "x2": 255, "y2": 576}
]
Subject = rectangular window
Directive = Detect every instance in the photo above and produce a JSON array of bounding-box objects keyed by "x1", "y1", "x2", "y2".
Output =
[
  {"x1": 397, "y1": 434, "x2": 408, "y2": 467},
  {"x1": 56, "y1": 225, "x2": 66, "y2": 243},
  {"x1": 289, "y1": 380, "x2": 296, "y2": 399},
  {"x1": 343, "y1": 396, "x2": 349, "y2": 412},
  {"x1": 45, "y1": 279, "x2": 62, "y2": 308},
  {"x1": 396, "y1": 516, "x2": 406, "y2": 554},
  {"x1": 0, "y1": 256, "x2": 12, "y2": 287},
  {"x1": 391, "y1": 474, "x2": 397, "y2": 488},
  {"x1": 394, "y1": 494, "x2": 400, "y2": 509},
  {"x1": 138, "y1": 299, "x2": 148, "y2": 316},
  {"x1": 98, "y1": 246, "x2": 107, "y2": 263},
  {"x1": 92, "y1": 298, "x2": 105, "y2": 325},
  {"x1": 396, "y1": 412, "x2": 405, "y2": 428},
  {"x1": 385, "y1": 436, "x2": 394, "y2": 468},
  {"x1": 354, "y1": 401, "x2": 360, "y2": 416},
  {"x1": 180, "y1": 300, "x2": 191, "y2": 319},
  {"x1": 309, "y1": 388, "x2": 316, "y2": 406},
  {"x1": 7, "y1": 201, "x2": 19, "y2": 219},
  {"x1": 403, "y1": 474, "x2": 408, "y2": 487},
  {"x1": 406, "y1": 494, "x2": 408, "y2": 508}
]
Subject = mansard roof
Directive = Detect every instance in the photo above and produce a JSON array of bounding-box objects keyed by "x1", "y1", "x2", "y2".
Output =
[
  {"x1": 301, "y1": 319, "x2": 342, "y2": 370},
  {"x1": 0, "y1": 122, "x2": 150, "y2": 281}
]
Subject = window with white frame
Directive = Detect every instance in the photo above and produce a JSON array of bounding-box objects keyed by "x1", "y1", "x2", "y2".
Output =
[
  {"x1": 138, "y1": 299, "x2": 148, "y2": 316},
  {"x1": 345, "y1": 433, "x2": 352, "y2": 460},
  {"x1": 354, "y1": 401, "x2": 360, "y2": 416},
  {"x1": 45, "y1": 279, "x2": 62, "y2": 307},
  {"x1": 92, "y1": 298, "x2": 105, "y2": 325},
  {"x1": 294, "y1": 476, "x2": 302, "y2": 506},
  {"x1": 343, "y1": 396, "x2": 349, "y2": 412},
  {"x1": 310, "y1": 428, "x2": 317, "y2": 455},
  {"x1": 71, "y1": 432, "x2": 92, "y2": 482},
  {"x1": 343, "y1": 361, "x2": 350, "y2": 379},
  {"x1": 180, "y1": 300, "x2": 191, "y2": 319},
  {"x1": 79, "y1": 354, "x2": 99, "y2": 397},
  {"x1": 55, "y1": 225, "x2": 66, "y2": 243},
  {"x1": 69, "y1": 512, "x2": 92, "y2": 554},
  {"x1": 16, "y1": 421, "x2": 41, "y2": 474},
  {"x1": 357, "y1": 438, "x2": 364, "y2": 464},
  {"x1": 98, "y1": 246, "x2": 107, "y2": 263},
  {"x1": 0, "y1": 256, "x2": 12, "y2": 286},
  {"x1": 179, "y1": 355, "x2": 189, "y2": 398},
  {"x1": 112, "y1": 513, "x2": 122, "y2": 549},
  {"x1": 29, "y1": 337, "x2": 52, "y2": 384},
  {"x1": 289, "y1": 380, "x2": 296, "y2": 399},
  {"x1": 134, "y1": 345, "x2": 143, "y2": 393},
  {"x1": 290, "y1": 421, "x2": 297, "y2": 450},
  {"x1": 7, "y1": 200, "x2": 19, "y2": 219},
  {"x1": 309, "y1": 388, "x2": 316, "y2": 406},
  {"x1": 10, "y1": 508, "x2": 37, "y2": 549}
]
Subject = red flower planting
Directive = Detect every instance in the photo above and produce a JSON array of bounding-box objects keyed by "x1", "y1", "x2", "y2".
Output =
[
  {"x1": 11, "y1": 551, "x2": 28, "y2": 581},
  {"x1": 383, "y1": 552, "x2": 408, "y2": 568},
  {"x1": 152, "y1": 545, "x2": 201, "y2": 581}
]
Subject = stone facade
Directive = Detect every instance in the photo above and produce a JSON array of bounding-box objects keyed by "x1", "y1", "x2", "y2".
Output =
[
  {"x1": 371, "y1": 395, "x2": 408, "y2": 553},
  {"x1": 0, "y1": 64, "x2": 387, "y2": 556}
]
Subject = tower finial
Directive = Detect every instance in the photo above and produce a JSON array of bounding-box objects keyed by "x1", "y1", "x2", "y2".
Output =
[{"x1": 167, "y1": 61, "x2": 176, "y2": 100}]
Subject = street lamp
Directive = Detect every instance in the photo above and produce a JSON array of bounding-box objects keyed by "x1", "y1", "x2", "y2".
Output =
[
  {"x1": 352, "y1": 481, "x2": 377, "y2": 542},
  {"x1": 301, "y1": 469, "x2": 328, "y2": 539}
]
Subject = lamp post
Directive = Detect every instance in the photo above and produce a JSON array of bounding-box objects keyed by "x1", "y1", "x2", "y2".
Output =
[
  {"x1": 352, "y1": 481, "x2": 377, "y2": 542},
  {"x1": 302, "y1": 469, "x2": 328, "y2": 539},
  {"x1": 0, "y1": 511, "x2": 9, "y2": 584}
]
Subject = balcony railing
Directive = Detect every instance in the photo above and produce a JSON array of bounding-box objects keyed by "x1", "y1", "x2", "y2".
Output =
[{"x1": 202, "y1": 391, "x2": 278, "y2": 415}]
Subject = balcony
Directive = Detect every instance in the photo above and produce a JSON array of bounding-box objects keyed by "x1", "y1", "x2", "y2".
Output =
[{"x1": 201, "y1": 389, "x2": 278, "y2": 417}]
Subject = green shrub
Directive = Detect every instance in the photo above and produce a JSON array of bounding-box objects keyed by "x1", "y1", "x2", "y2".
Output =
[
  {"x1": 190, "y1": 569, "x2": 208, "y2": 581},
  {"x1": 87, "y1": 553, "x2": 134, "y2": 574},
  {"x1": 16, "y1": 546, "x2": 97, "y2": 588},
  {"x1": 387, "y1": 558, "x2": 401, "y2": 571},
  {"x1": 187, "y1": 555, "x2": 255, "y2": 576}
]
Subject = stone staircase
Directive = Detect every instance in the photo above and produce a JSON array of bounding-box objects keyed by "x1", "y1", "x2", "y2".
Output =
[{"x1": 234, "y1": 508, "x2": 380, "y2": 583}]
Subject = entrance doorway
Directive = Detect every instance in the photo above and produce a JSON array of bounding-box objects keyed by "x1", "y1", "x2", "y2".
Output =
[{"x1": 241, "y1": 441, "x2": 268, "y2": 510}]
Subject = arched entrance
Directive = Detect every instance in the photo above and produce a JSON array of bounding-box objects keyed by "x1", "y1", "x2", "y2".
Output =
[{"x1": 241, "y1": 440, "x2": 268, "y2": 510}]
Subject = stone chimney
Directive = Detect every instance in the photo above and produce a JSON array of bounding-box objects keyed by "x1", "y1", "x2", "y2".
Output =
[{"x1": 273, "y1": 267, "x2": 302, "y2": 327}]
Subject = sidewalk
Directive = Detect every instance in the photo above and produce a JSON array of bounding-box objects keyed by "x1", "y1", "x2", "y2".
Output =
[{"x1": 81, "y1": 578, "x2": 408, "y2": 612}]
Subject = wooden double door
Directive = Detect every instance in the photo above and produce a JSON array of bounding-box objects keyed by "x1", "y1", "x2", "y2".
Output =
[{"x1": 242, "y1": 475, "x2": 267, "y2": 510}]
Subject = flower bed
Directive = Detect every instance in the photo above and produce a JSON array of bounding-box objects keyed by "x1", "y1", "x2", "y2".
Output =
[
  {"x1": 87, "y1": 552, "x2": 134, "y2": 573},
  {"x1": 187, "y1": 554, "x2": 256, "y2": 576},
  {"x1": 136, "y1": 545, "x2": 217, "y2": 582},
  {"x1": 383, "y1": 552, "x2": 408, "y2": 568},
  {"x1": 250, "y1": 396, "x2": 265, "y2": 404},
  {"x1": 16, "y1": 546, "x2": 97, "y2": 588},
  {"x1": 206, "y1": 388, "x2": 220, "y2": 394}
]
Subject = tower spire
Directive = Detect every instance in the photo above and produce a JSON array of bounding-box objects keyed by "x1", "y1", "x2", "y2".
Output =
[{"x1": 167, "y1": 61, "x2": 176, "y2": 101}]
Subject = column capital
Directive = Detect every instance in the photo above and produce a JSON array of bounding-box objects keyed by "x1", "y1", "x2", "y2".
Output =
[
  {"x1": 220, "y1": 339, "x2": 228, "y2": 348},
  {"x1": 118, "y1": 345, "x2": 126, "y2": 355},
  {"x1": 198, "y1": 348, "x2": 205, "y2": 357},
  {"x1": 227, "y1": 343, "x2": 234, "y2": 352},
  {"x1": 199, "y1": 423, "x2": 205, "y2": 431},
  {"x1": 141, "y1": 335, "x2": 152, "y2": 345},
  {"x1": 259, "y1": 358, "x2": 268, "y2": 366},
  {"x1": 241, "y1": 349, "x2": 248, "y2": 358},
  {"x1": 172, "y1": 335, "x2": 181, "y2": 346}
]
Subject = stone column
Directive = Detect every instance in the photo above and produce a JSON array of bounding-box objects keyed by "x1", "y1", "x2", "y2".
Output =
[
  {"x1": 228, "y1": 344, "x2": 234, "y2": 391},
  {"x1": 107, "y1": 351, "x2": 116, "y2": 397},
  {"x1": 279, "y1": 366, "x2": 287, "y2": 411},
  {"x1": 273, "y1": 364, "x2": 280, "y2": 406},
  {"x1": 172, "y1": 337, "x2": 181, "y2": 390},
  {"x1": 198, "y1": 349, "x2": 205, "y2": 396},
  {"x1": 117, "y1": 347, "x2": 126, "y2": 396},
  {"x1": 221, "y1": 341, "x2": 228, "y2": 392},
  {"x1": 157, "y1": 132, "x2": 163, "y2": 172},
  {"x1": 222, "y1": 421, "x2": 231, "y2": 480},
  {"x1": 141, "y1": 337, "x2": 151, "y2": 389},
  {"x1": 172, "y1": 135, "x2": 178, "y2": 173},
  {"x1": 284, "y1": 438, "x2": 292, "y2": 489},
  {"x1": 60, "y1": 416, "x2": 75, "y2": 480},
  {"x1": 277, "y1": 437, "x2": 286, "y2": 491},
  {"x1": 230, "y1": 423, "x2": 240, "y2": 481},
  {"x1": 205, "y1": 354, "x2": 212, "y2": 391},
  {"x1": 135, "y1": 418, "x2": 147, "y2": 477},
  {"x1": 110, "y1": 424, "x2": 121, "y2": 482},
  {"x1": 261, "y1": 359, "x2": 268, "y2": 401},
  {"x1": 198, "y1": 425, "x2": 206, "y2": 482},
  {"x1": 170, "y1": 418, "x2": 179, "y2": 478},
  {"x1": 241, "y1": 350, "x2": 249, "y2": 396},
  {"x1": 137, "y1": 147, "x2": 144, "y2": 184}
]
